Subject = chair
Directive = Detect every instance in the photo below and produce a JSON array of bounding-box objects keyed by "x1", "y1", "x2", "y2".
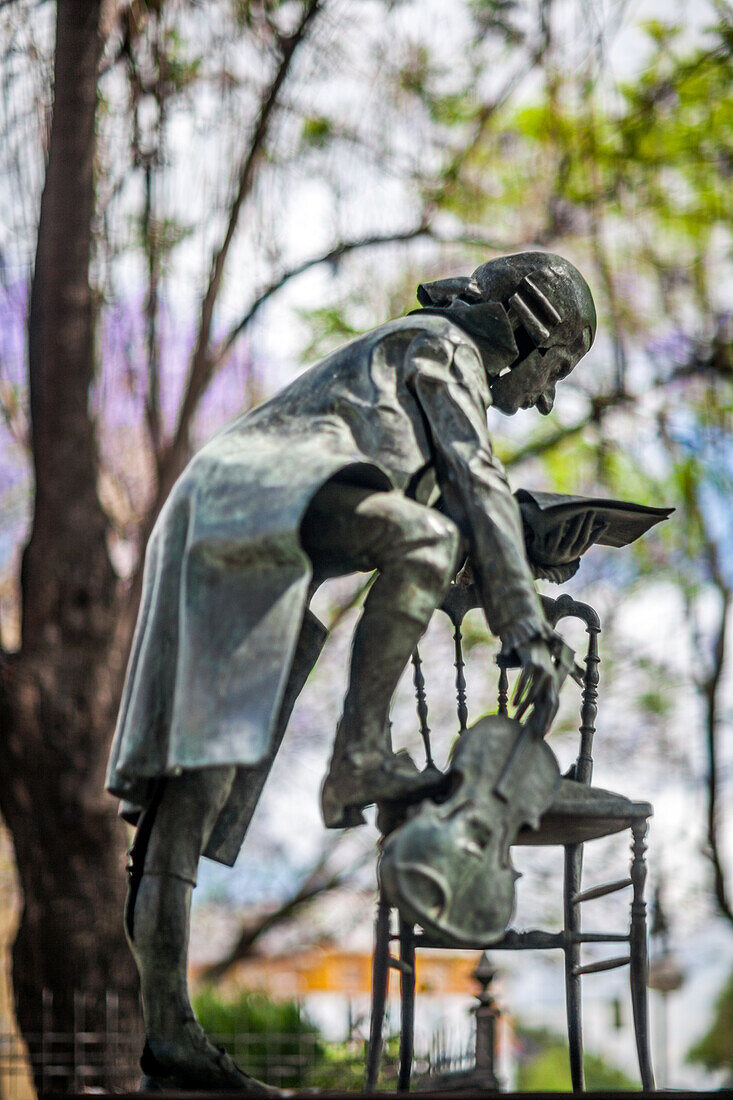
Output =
[{"x1": 365, "y1": 590, "x2": 655, "y2": 1092}]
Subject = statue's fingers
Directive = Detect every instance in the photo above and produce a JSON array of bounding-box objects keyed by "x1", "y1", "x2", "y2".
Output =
[
  {"x1": 592, "y1": 519, "x2": 609, "y2": 543},
  {"x1": 551, "y1": 514, "x2": 584, "y2": 559},
  {"x1": 514, "y1": 692, "x2": 534, "y2": 720},
  {"x1": 564, "y1": 512, "x2": 594, "y2": 557},
  {"x1": 514, "y1": 669, "x2": 550, "y2": 720},
  {"x1": 512, "y1": 668, "x2": 531, "y2": 709},
  {"x1": 513, "y1": 673, "x2": 536, "y2": 717},
  {"x1": 568, "y1": 511, "x2": 596, "y2": 556},
  {"x1": 546, "y1": 519, "x2": 568, "y2": 556}
]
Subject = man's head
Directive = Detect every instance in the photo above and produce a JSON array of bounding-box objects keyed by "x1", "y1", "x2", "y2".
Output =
[{"x1": 416, "y1": 252, "x2": 596, "y2": 415}]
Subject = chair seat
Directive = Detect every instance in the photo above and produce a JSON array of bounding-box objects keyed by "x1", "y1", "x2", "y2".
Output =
[{"x1": 514, "y1": 778, "x2": 653, "y2": 846}]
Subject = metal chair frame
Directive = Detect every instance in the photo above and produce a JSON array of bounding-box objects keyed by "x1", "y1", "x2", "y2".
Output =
[{"x1": 366, "y1": 592, "x2": 655, "y2": 1093}]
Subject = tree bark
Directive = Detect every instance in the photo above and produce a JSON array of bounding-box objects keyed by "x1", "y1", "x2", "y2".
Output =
[{"x1": 0, "y1": 0, "x2": 141, "y2": 1088}]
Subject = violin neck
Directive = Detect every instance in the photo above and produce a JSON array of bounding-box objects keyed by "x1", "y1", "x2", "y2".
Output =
[{"x1": 493, "y1": 706, "x2": 547, "y2": 802}]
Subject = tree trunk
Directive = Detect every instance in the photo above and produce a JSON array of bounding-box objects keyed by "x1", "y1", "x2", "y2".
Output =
[
  {"x1": 0, "y1": 659, "x2": 140, "y2": 1091},
  {"x1": 0, "y1": 0, "x2": 142, "y2": 1088}
]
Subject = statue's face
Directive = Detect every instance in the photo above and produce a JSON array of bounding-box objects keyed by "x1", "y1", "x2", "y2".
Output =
[{"x1": 489, "y1": 333, "x2": 590, "y2": 416}]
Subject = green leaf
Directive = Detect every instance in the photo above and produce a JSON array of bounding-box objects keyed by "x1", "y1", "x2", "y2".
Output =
[{"x1": 301, "y1": 116, "x2": 333, "y2": 148}]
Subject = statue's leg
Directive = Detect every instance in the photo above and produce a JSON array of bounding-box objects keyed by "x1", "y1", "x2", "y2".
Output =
[
  {"x1": 302, "y1": 485, "x2": 460, "y2": 827},
  {"x1": 125, "y1": 767, "x2": 278, "y2": 1090},
  {"x1": 126, "y1": 610, "x2": 328, "y2": 1090},
  {"x1": 127, "y1": 768, "x2": 235, "y2": 1037}
]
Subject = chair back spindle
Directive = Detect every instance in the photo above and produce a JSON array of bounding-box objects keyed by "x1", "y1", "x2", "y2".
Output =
[
  {"x1": 577, "y1": 620, "x2": 600, "y2": 786},
  {"x1": 411, "y1": 647, "x2": 435, "y2": 770},
  {"x1": 453, "y1": 621, "x2": 468, "y2": 735},
  {"x1": 497, "y1": 664, "x2": 510, "y2": 717},
  {"x1": 412, "y1": 595, "x2": 601, "y2": 781},
  {"x1": 543, "y1": 596, "x2": 601, "y2": 787}
]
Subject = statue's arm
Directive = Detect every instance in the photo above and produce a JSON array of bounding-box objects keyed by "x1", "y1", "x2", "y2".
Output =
[{"x1": 406, "y1": 332, "x2": 553, "y2": 653}]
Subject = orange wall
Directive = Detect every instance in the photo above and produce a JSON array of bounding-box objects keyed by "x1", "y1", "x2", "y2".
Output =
[{"x1": 196, "y1": 947, "x2": 483, "y2": 999}]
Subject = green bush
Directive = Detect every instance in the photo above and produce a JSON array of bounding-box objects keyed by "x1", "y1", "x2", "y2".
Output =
[
  {"x1": 306, "y1": 1035, "x2": 401, "y2": 1091},
  {"x1": 516, "y1": 1025, "x2": 636, "y2": 1091},
  {"x1": 192, "y1": 987, "x2": 323, "y2": 1088},
  {"x1": 688, "y1": 967, "x2": 733, "y2": 1076}
]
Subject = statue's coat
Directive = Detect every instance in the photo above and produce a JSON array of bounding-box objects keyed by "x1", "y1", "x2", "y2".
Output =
[{"x1": 106, "y1": 311, "x2": 550, "y2": 861}]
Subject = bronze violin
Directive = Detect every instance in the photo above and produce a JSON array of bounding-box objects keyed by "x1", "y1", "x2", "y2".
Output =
[{"x1": 379, "y1": 591, "x2": 577, "y2": 948}]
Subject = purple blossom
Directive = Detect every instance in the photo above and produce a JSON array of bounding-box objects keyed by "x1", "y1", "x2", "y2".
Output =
[{"x1": 644, "y1": 327, "x2": 695, "y2": 367}]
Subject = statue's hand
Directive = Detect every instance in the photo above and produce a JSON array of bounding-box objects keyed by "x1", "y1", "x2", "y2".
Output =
[
  {"x1": 532, "y1": 512, "x2": 608, "y2": 567},
  {"x1": 512, "y1": 637, "x2": 560, "y2": 733}
]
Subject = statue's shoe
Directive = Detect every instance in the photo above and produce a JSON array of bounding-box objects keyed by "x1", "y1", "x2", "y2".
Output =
[
  {"x1": 321, "y1": 749, "x2": 444, "y2": 829},
  {"x1": 140, "y1": 1032, "x2": 279, "y2": 1093}
]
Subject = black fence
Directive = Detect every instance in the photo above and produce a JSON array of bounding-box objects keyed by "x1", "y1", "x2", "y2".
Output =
[{"x1": 0, "y1": 1025, "x2": 439, "y2": 1094}]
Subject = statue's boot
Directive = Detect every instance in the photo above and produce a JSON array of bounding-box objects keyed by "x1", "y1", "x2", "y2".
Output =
[
  {"x1": 321, "y1": 745, "x2": 443, "y2": 828},
  {"x1": 131, "y1": 874, "x2": 277, "y2": 1093},
  {"x1": 140, "y1": 1017, "x2": 278, "y2": 1093},
  {"x1": 126, "y1": 772, "x2": 278, "y2": 1093}
]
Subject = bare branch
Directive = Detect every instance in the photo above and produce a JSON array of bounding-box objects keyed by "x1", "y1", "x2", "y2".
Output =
[
  {"x1": 657, "y1": 413, "x2": 733, "y2": 926},
  {"x1": 503, "y1": 416, "x2": 590, "y2": 468},
  {"x1": 142, "y1": 159, "x2": 163, "y2": 462},
  {"x1": 171, "y1": 0, "x2": 322, "y2": 459},
  {"x1": 213, "y1": 224, "x2": 434, "y2": 367},
  {"x1": 688, "y1": 472, "x2": 733, "y2": 925},
  {"x1": 151, "y1": 0, "x2": 554, "y2": 471},
  {"x1": 701, "y1": 587, "x2": 733, "y2": 925},
  {"x1": 502, "y1": 347, "x2": 725, "y2": 470},
  {"x1": 427, "y1": 9, "x2": 553, "y2": 212},
  {"x1": 211, "y1": 225, "x2": 513, "y2": 375},
  {"x1": 199, "y1": 837, "x2": 366, "y2": 982},
  {"x1": 590, "y1": 222, "x2": 629, "y2": 395},
  {"x1": 502, "y1": 388, "x2": 631, "y2": 467}
]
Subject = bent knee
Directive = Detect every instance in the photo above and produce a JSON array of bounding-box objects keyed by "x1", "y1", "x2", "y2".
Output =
[
  {"x1": 371, "y1": 496, "x2": 461, "y2": 580},
  {"x1": 411, "y1": 507, "x2": 459, "y2": 553},
  {"x1": 413, "y1": 511, "x2": 461, "y2": 581},
  {"x1": 142, "y1": 766, "x2": 237, "y2": 882}
]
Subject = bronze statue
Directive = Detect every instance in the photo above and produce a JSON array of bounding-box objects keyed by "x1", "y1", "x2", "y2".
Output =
[{"x1": 106, "y1": 251, "x2": 598, "y2": 1091}]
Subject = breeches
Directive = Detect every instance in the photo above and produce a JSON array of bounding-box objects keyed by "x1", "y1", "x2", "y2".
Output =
[{"x1": 132, "y1": 481, "x2": 461, "y2": 875}]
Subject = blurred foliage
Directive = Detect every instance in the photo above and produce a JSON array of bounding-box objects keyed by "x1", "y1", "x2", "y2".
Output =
[
  {"x1": 190, "y1": 995, "x2": 640, "y2": 1092},
  {"x1": 516, "y1": 1025, "x2": 636, "y2": 1091},
  {"x1": 192, "y1": 987, "x2": 323, "y2": 1088},
  {"x1": 687, "y1": 967, "x2": 733, "y2": 1075},
  {"x1": 308, "y1": 1035, "x2": 400, "y2": 1090},
  {"x1": 298, "y1": 305, "x2": 363, "y2": 361},
  {"x1": 191, "y1": 988, "x2": 404, "y2": 1090}
]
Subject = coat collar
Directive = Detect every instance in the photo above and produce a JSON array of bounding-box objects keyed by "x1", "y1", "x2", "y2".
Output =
[{"x1": 408, "y1": 301, "x2": 518, "y2": 377}]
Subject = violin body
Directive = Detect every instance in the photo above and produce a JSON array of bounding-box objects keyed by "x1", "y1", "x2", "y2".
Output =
[{"x1": 379, "y1": 713, "x2": 561, "y2": 947}]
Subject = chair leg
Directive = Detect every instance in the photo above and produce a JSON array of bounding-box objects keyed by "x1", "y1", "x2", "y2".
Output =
[
  {"x1": 564, "y1": 843, "x2": 585, "y2": 1092},
  {"x1": 366, "y1": 896, "x2": 392, "y2": 1092},
  {"x1": 398, "y1": 919, "x2": 416, "y2": 1092},
  {"x1": 630, "y1": 820, "x2": 655, "y2": 1091}
]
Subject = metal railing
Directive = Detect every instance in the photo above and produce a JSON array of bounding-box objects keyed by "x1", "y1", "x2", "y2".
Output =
[
  {"x1": 0, "y1": 1026, "x2": 438, "y2": 1095},
  {"x1": 1, "y1": 987, "x2": 464, "y2": 1094}
]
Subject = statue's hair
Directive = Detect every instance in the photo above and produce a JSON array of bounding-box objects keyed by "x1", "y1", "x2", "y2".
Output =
[{"x1": 471, "y1": 251, "x2": 597, "y2": 350}]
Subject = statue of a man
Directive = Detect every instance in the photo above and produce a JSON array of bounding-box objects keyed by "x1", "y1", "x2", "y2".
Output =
[{"x1": 106, "y1": 251, "x2": 597, "y2": 1090}]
